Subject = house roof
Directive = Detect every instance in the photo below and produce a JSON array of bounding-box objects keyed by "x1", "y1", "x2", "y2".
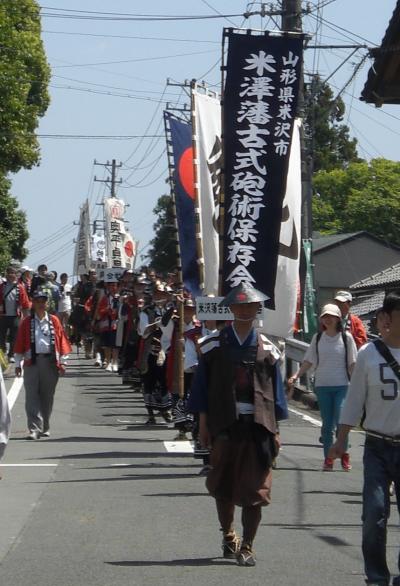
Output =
[
  {"x1": 313, "y1": 231, "x2": 364, "y2": 253},
  {"x1": 361, "y1": 1, "x2": 400, "y2": 106},
  {"x1": 351, "y1": 291, "x2": 385, "y2": 317},
  {"x1": 350, "y1": 262, "x2": 400, "y2": 290}
]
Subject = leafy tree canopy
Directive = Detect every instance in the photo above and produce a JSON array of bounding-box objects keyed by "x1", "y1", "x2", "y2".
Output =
[
  {"x1": 0, "y1": 175, "x2": 29, "y2": 271},
  {"x1": 313, "y1": 158, "x2": 400, "y2": 245},
  {"x1": 0, "y1": 0, "x2": 51, "y2": 174},
  {"x1": 146, "y1": 195, "x2": 177, "y2": 274},
  {"x1": 305, "y1": 76, "x2": 361, "y2": 173}
]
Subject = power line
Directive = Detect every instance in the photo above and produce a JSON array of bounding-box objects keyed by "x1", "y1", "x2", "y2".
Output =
[
  {"x1": 52, "y1": 49, "x2": 219, "y2": 69},
  {"x1": 37, "y1": 134, "x2": 164, "y2": 140},
  {"x1": 39, "y1": 8, "x2": 245, "y2": 22},
  {"x1": 42, "y1": 30, "x2": 219, "y2": 44},
  {"x1": 49, "y1": 83, "x2": 178, "y2": 103}
]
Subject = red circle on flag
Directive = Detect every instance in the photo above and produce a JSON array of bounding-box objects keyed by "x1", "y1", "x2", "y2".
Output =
[
  {"x1": 237, "y1": 292, "x2": 247, "y2": 302},
  {"x1": 124, "y1": 241, "x2": 134, "y2": 258},
  {"x1": 178, "y1": 147, "x2": 195, "y2": 200}
]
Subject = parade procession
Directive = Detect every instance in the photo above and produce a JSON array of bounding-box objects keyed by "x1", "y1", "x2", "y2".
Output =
[{"x1": 2, "y1": 1, "x2": 400, "y2": 585}]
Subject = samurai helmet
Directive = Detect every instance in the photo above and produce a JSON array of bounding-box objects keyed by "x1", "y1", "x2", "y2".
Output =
[{"x1": 219, "y1": 282, "x2": 269, "y2": 307}]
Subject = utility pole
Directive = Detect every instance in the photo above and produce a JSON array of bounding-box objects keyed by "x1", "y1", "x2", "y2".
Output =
[
  {"x1": 94, "y1": 158, "x2": 122, "y2": 198},
  {"x1": 281, "y1": 0, "x2": 313, "y2": 241}
]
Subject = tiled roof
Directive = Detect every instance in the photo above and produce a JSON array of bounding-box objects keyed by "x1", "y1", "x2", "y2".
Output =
[
  {"x1": 351, "y1": 291, "x2": 385, "y2": 317},
  {"x1": 312, "y1": 232, "x2": 363, "y2": 252},
  {"x1": 350, "y1": 263, "x2": 400, "y2": 290}
]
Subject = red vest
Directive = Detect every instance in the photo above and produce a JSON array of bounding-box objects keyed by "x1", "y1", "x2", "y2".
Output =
[{"x1": 14, "y1": 314, "x2": 72, "y2": 369}]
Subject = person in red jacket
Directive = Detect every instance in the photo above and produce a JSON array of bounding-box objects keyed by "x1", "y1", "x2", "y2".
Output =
[
  {"x1": 334, "y1": 290, "x2": 368, "y2": 349},
  {"x1": 0, "y1": 266, "x2": 31, "y2": 362},
  {"x1": 97, "y1": 280, "x2": 120, "y2": 372},
  {"x1": 14, "y1": 290, "x2": 71, "y2": 440}
]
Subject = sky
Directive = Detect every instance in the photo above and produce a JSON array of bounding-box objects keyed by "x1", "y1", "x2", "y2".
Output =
[{"x1": 10, "y1": 0, "x2": 400, "y2": 277}]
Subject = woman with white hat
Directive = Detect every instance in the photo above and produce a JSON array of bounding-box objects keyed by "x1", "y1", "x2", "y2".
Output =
[{"x1": 288, "y1": 303, "x2": 358, "y2": 471}]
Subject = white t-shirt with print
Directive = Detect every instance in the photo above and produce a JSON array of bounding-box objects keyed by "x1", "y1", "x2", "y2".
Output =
[
  {"x1": 304, "y1": 331, "x2": 358, "y2": 387},
  {"x1": 340, "y1": 341, "x2": 400, "y2": 436}
]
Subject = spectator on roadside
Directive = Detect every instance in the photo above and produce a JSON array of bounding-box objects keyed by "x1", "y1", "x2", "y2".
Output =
[
  {"x1": 57, "y1": 273, "x2": 72, "y2": 330},
  {"x1": 30, "y1": 264, "x2": 48, "y2": 296},
  {"x1": 330, "y1": 292, "x2": 400, "y2": 586},
  {"x1": 19, "y1": 266, "x2": 33, "y2": 297},
  {"x1": 334, "y1": 290, "x2": 368, "y2": 349},
  {"x1": 0, "y1": 266, "x2": 31, "y2": 362},
  {"x1": 288, "y1": 303, "x2": 357, "y2": 471}
]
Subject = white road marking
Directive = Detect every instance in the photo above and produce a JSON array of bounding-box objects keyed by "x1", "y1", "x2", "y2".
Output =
[
  {"x1": 0, "y1": 463, "x2": 58, "y2": 467},
  {"x1": 7, "y1": 377, "x2": 24, "y2": 411},
  {"x1": 164, "y1": 440, "x2": 194, "y2": 453},
  {"x1": 288, "y1": 406, "x2": 322, "y2": 428}
]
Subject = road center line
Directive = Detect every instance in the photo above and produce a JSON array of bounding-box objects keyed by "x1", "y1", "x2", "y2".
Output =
[{"x1": 7, "y1": 377, "x2": 24, "y2": 411}]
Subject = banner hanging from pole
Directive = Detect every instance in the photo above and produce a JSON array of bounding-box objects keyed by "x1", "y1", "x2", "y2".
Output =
[
  {"x1": 301, "y1": 239, "x2": 318, "y2": 342},
  {"x1": 104, "y1": 197, "x2": 135, "y2": 269},
  {"x1": 221, "y1": 30, "x2": 303, "y2": 308},
  {"x1": 192, "y1": 89, "x2": 221, "y2": 296},
  {"x1": 263, "y1": 119, "x2": 302, "y2": 337},
  {"x1": 164, "y1": 111, "x2": 201, "y2": 296},
  {"x1": 73, "y1": 199, "x2": 91, "y2": 276}
]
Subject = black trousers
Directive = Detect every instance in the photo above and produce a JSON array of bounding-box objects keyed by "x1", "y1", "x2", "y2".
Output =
[{"x1": 0, "y1": 315, "x2": 19, "y2": 357}]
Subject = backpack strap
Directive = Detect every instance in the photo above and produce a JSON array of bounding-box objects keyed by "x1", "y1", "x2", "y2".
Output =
[
  {"x1": 342, "y1": 331, "x2": 350, "y2": 380},
  {"x1": 315, "y1": 331, "x2": 322, "y2": 367},
  {"x1": 373, "y1": 339, "x2": 400, "y2": 381}
]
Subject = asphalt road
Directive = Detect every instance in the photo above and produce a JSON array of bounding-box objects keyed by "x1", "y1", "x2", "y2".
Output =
[{"x1": 1, "y1": 354, "x2": 399, "y2": 586}]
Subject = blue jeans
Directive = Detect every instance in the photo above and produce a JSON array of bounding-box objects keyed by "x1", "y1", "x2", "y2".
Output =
[
  {"x1": 315, "y1": 385, "x2": 348, "y2": 458},
  {"x1": 362, "y1": 436, "x2": 400, "y2": 585}
]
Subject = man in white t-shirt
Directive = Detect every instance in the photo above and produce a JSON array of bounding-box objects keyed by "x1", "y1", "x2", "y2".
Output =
[{"x1": 330, "y1": 291, "x2": 400, "y2": 586}]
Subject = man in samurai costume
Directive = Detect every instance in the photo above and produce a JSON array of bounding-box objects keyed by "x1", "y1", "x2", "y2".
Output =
[{"x1": 190, "y1": 282, "x2": 288, "y2": 567}]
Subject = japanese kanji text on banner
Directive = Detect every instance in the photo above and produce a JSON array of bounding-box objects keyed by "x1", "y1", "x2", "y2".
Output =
[{"x1": 221, "y1": 31, "x2": 303, "y2": 308}]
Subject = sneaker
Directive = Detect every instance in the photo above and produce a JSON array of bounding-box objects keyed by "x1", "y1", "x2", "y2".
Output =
[
  {"x1": 102, "y1": 361, "x2": 108, "y2": 369},
  {"x1": 41, "y1": 430, "x2": 50, "y2": 438},
  {"x1": 236, "y1": 544, "x2": 256, "y2": 567},
  {"x1": 145, "y1": 417, "x2": 156, "y2": 425},
  {"x1": 323, "y1": 457, "x2": 334, "y2": 471},
  {"x1": 161, "y1": 411, "x2": 173, "y2": 423},
  {"x1": 105, "y1": 363, "x2": 113, "y2": 372},
  {"x1": 27, "y1": 431, "x2": 40, "y2": 440},
  {"x1": 174, "y1": 430, "x2": 187, "y2": 441},
  {"x1": 222, "y1": 532, "x2": 240, "y2": 559},
  {"x1": 94, "y1": 354, "x2": 102, "y2": 367},
  {"x1": 341, "y1": 453, "x2": 352, "y2": 471},
  {"x1": 9, "y1": 356, "x2": 15, "y2": 364},
  {"x1": 112, "y1": 364, "x2": 118, "y2": 373}
]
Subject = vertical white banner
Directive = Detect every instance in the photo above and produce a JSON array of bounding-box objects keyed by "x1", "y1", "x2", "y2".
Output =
[
  {"x1": 122, "y1": 231, "x2": 136, "y2": 269},
  {"x1": 263, "y1": 119, "x2": 302, "y2": 338},
  {"x1": 104, "y1": 197, "x2": 136, "y2": 269},
  {"x1": 193, "y1": 91, "x2": 221, "y2": 296},
  {"x1": 73, "y1": 199, "x2": 91, "y2": 276},
  {"x1": 91, "y1": 231, "x2": 107, "y2": 264}
]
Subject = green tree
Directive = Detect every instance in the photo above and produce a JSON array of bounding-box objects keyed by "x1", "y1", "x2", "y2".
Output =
[
  {"x1": 0, "y1": 0, "x2": 51, "y2": 173},
  {"x1": 0, "y1": 0, "x2": 50, "y2": 267},
  {"x1": 0, "y1": 175, "x2": 29, "y2": 271},
  {"x1": 313, "y1": 158, "x2": 400, "y2": 244},
  {"x1": 147, "y1": 195, "x2": 177, "y2": 274},
  {"x1": 305, "y1": 76, "x2": 361, "y2": 173}
]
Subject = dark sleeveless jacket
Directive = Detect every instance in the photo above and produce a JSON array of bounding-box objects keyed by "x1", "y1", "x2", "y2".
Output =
[{"x1": 202, "y1": 328, "x2": 280, "y2": 439}]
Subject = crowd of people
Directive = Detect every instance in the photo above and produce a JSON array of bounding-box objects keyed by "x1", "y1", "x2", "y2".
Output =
[{"x1": 1, "y1": 262, "x2": 400, "y2": 583}]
